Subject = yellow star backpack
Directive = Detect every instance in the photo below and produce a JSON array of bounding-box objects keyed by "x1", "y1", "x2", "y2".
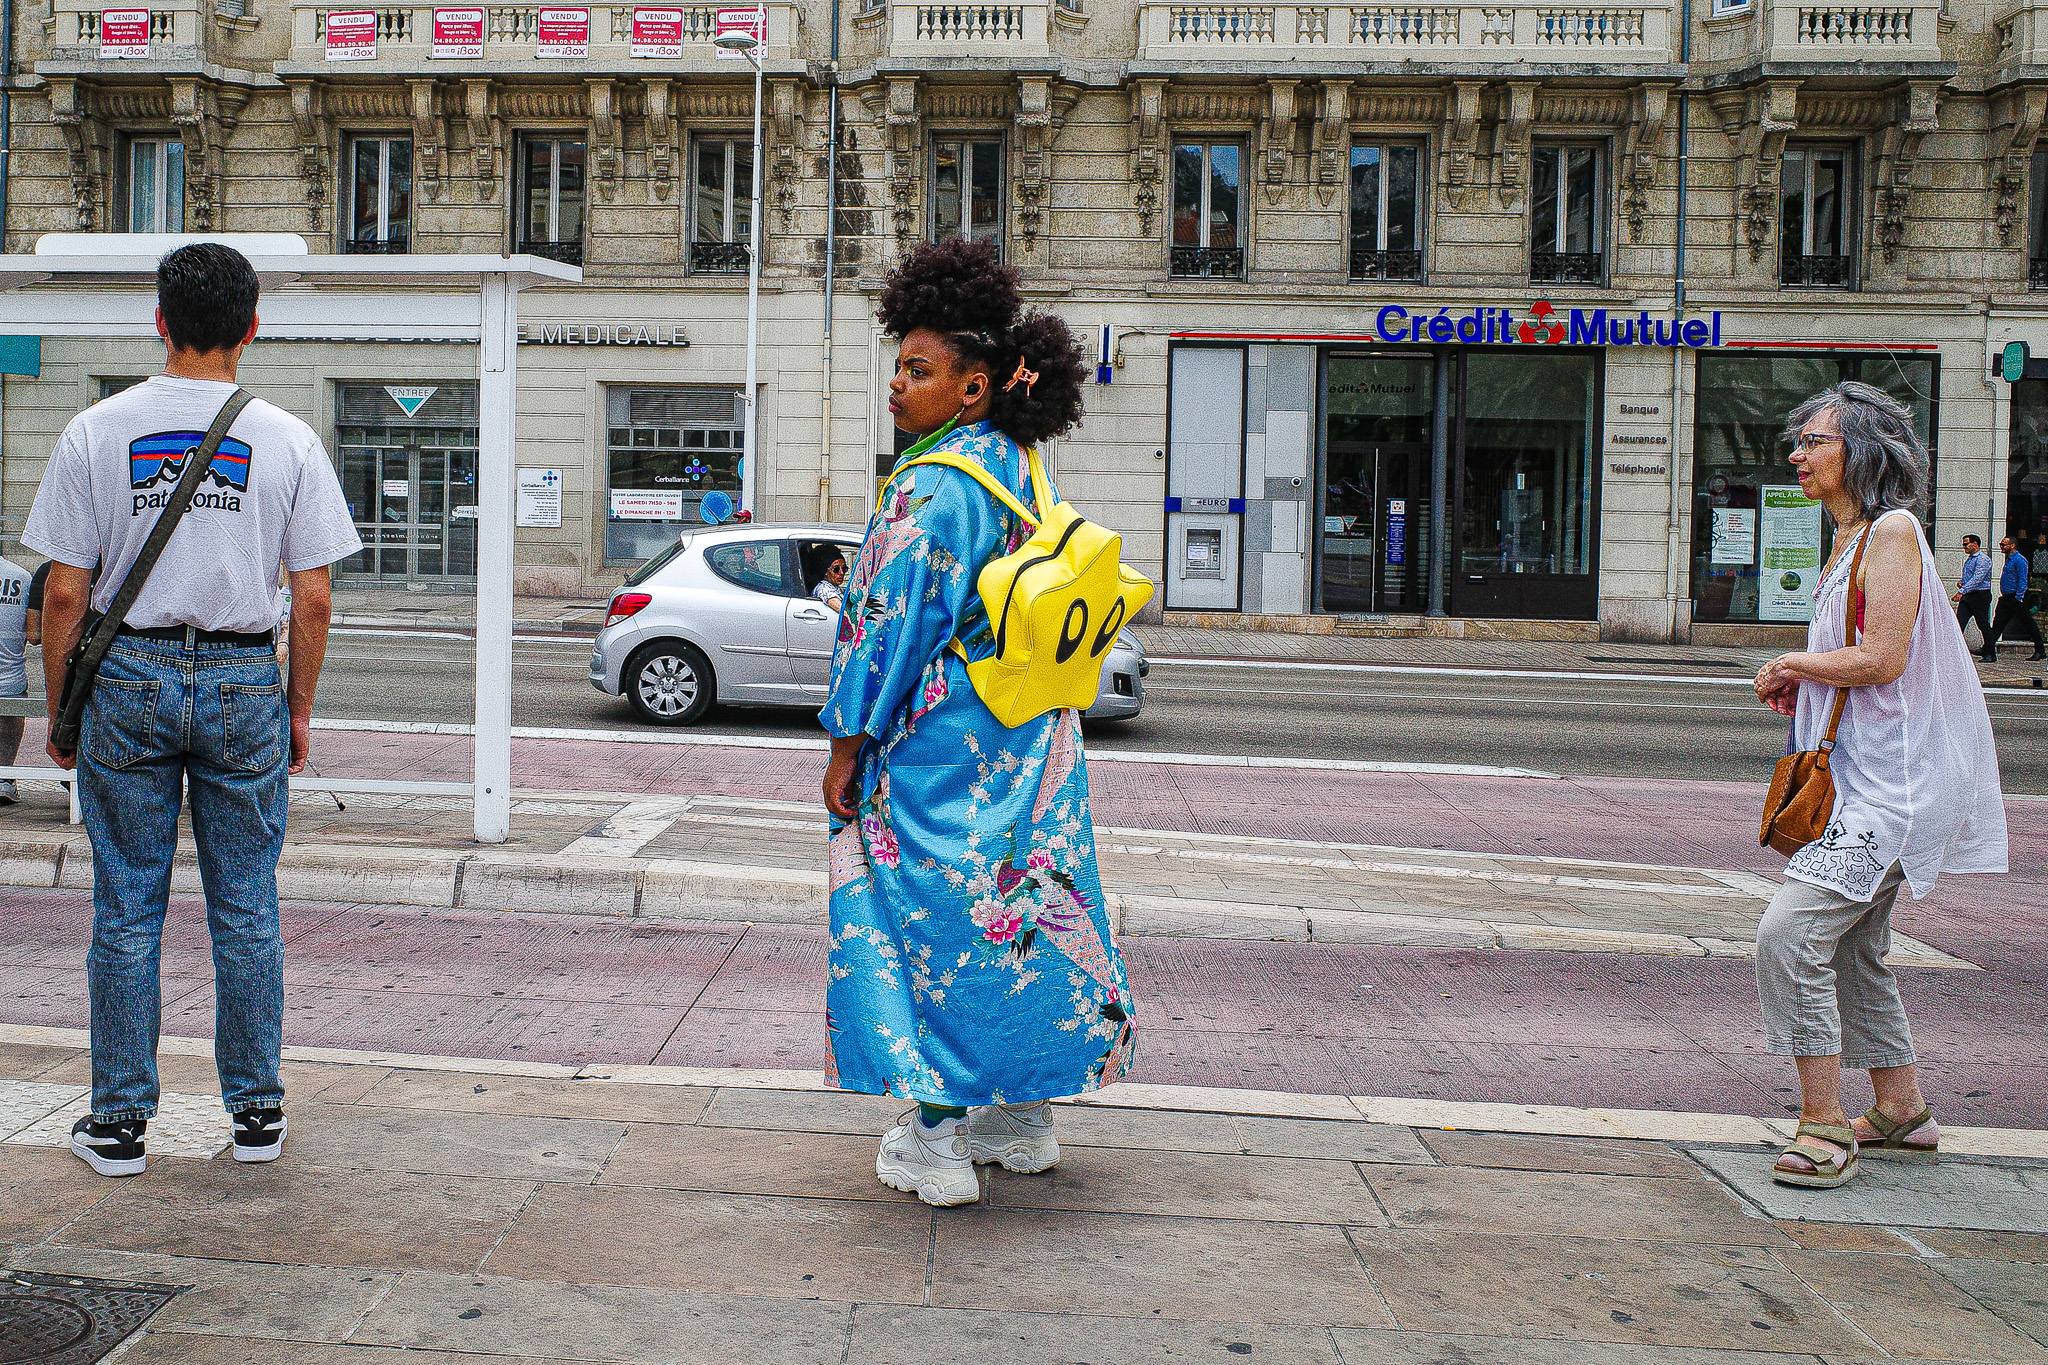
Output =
[{"x1": 883, "y1": 440, "x2": 1155, "y2": 729}]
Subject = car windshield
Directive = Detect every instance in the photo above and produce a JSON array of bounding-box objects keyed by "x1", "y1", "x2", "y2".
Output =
[{"x1": 622, "y1": 537, "x2": 690, "y2": 587}]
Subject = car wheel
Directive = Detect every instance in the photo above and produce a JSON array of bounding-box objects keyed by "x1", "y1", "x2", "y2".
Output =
[{"x1": 625, "y1": 640, "x2": 715, "y2": 725}]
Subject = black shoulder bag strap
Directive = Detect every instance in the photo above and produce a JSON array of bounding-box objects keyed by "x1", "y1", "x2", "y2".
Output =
[{"x1": 52, "y1": 388, "x2": 253, "y2": 752}]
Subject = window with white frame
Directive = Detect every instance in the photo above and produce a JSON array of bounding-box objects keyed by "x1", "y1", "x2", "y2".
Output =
[
  {"x1": 119, "y1": 136, "x2": 184, "y2": 233},
  {"x1": 1171, "y1": 141, "x2": 1244, "y2": 278},
  {"x1": 517, "y1": 136, "x2": 586, "y2": 265},
  {"x1": 1710, "y1": 0, "x2": 1750, "y2": 14},
  {"x1": 690, "y1": 137, "x2": 754, "y2": 274},
  {"x1": 931, "y1": 139, "x2": 1002, "y2": 249},
  {"x1": 1530, "y1": 144, "x2": 1602, "y2": 284},
  {"x1": 1780, "y1": 145, "x2": 1855, "y2": 288},
  {"x1": 1350, "y1": 143, "x2": 1423, "y2": 281},
  {"x1": 345, "y1": 136, "x2": 412, "y2": 253}
]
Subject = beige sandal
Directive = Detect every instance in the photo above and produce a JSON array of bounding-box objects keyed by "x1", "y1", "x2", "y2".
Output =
[
  {"x1": 1858, "y1": 1105, "x2": 1939, "y2": 1163},
  {"x1": 1773, "y1": 1120, "x2": 1860, "y2": 1189}
]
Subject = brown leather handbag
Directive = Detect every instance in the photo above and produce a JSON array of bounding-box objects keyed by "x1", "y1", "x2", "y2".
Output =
[{"x1": 1759, "y1": 525, "x2": 1868, "y2": 856}]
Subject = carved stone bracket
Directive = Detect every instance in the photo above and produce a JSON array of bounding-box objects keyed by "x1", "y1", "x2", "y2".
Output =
[
  {"x1": 587, "y1": 79, "x2": 620, "y2": 202},
  {"x1": 1495, "y1": 81, "x2": 1536, "y2": 209},
  {"x1": 1129, "y1": 77, "x2": 1167, "y2": 236},
  {"x1": 1313, "y1": 79, "x2": 1350, "y2": 206},
  {"x1": 643, "y1": 78, "x2": 675, "y2": 201},
  {"x1": 1725, "y1": 79, "x2": 1799, "y2": 262},
  {"x1": 464, "y1": 79, "x2": 500, "y2": 202},
  {"x1": 1872, "y1": 80, "x2": 1942, "y2": 263},
  {"x1": 46, "y1": 76, "x2": 106, "y2": 230},
  {"x1": 770, "y1": 78, "x2": 804, "y2": 233},
  {"x1": 1260, "y1": 78, "x2": 1298, "y2": 204},
  {"x1": 1991, "y1": 86, "x2": 2048, "y2": 248},
  {"x1": 878, "y1": 76, "x2": 921, "y2": 246},
  {"x1": 1012, "y1": 77, "x2": 1060, "y2": 253},
  {"x1": 1619, "y1": 82, "x2": 1673, "y2": 244},
  {"x1": 286, "y1": 80, "x2": 329, "y2": 230},
  {"x1": 410, "y1": 79, "x2": 444, "y2": 203},
  {"x1": 170, "y1": 78, "x2": 245, "y2": 231},
  {"x1": 1440, "y1": 81, "x2": 1484, "y2": 209}
]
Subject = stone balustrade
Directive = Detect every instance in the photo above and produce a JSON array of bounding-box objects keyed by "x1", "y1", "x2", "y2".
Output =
[
  {"x1": 1764, "y1": 0, "x2": 1942, "y2": 58},
  {"x1": 1135, "y1": 0, "x2": 1673, "y2": 61},
  {"x1": 46, "y1": 1, "x2": 198, "y2": 55},
  {"x1": 885, "y1": 0, "x2": 1053, "y2": 51}
]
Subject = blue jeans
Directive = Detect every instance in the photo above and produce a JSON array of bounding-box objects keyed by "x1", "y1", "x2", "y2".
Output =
[{"x1": 79, "y1": 635, "x2": 288, "y2": 1122}]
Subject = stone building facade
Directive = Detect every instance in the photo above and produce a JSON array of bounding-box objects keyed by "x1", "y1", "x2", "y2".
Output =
[{"x1": 5, "y1": 0, "x2": 2048, "y2": 641}]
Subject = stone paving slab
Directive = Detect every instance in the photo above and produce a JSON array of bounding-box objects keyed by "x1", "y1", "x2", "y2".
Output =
[{"x1": 1690, "y1": 1148, "x2": 2048, "y2": 1233}]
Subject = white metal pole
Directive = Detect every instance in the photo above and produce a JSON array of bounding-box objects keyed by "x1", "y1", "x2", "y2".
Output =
[
  {"x1": 741, "y1": 41, "x2": 763, "y2": 515},
  {"x1": 474, "y1": 271, "x2": 518, "y2": 842}
]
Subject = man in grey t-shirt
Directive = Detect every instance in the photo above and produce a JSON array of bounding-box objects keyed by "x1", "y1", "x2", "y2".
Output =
[
  {"x1": 0, "y1": 554, "x2": 28, "y2": 805},
  {"x1": 23, "y1": 244, "x2": 362, "y2": 1178}
]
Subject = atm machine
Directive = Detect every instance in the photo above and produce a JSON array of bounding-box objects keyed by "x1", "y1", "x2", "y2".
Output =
[{"x1": 1164, "y1": 347, "x2": 1244, "y2": 611}]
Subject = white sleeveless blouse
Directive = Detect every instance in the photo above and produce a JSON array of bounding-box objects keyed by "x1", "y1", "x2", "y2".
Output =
[{"x1": 1784, "y1": 508, "x2": 2008, "y2": 900}]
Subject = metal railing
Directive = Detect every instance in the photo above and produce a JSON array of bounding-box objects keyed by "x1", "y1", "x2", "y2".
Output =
[
  {"x1": 1170, "y1": 245, "x2": 1247, "y2": 278},
  {"x1": 519, "y1": 240, "x2": 585, "y2": 266},
  {"x1": 1350, "y1": 248, "x2": 1424, "y2": 281},
  {"x1": 344, "y1": 237, "x2": 411, "y2": 255},
  {"x1": 1780, "y1": 252, "x2": 1854, "y2": 287},
  {"x1": 690, "y1": 241, "x2": 751, "y2": 274},
  {"x1": 1530, "y1": 250, "x2": 1603, "y2": 284},
  {"x1": 2030, "y1": 257, "x2": 2048, "y2": 290}
]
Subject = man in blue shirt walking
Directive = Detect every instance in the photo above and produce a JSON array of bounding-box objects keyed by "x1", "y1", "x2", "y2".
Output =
[
  {"x1": 1954, "y1": 534, "x2": 1996, "y2": 662},
  {"x1": 1988, "y1": 535, "x2": 2046, "y2": 662}
]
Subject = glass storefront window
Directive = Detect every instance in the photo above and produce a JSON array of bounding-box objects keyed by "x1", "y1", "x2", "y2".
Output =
[
  {"x1": 1457, "y1": 352, "x2": 1598, "y2": 618},
  {"x1": 333, "y1": 383, "x2": 480, "y2": 582},
  {"x1": 2008, "y1": 379, "x2": 2048, "y2": 596},
  {"x1": 1691, "y1": 353, "x2": 1937, "y2": 625},
  {"x1": 605, "y1": 385, "x2": 746, "y2": 564}
]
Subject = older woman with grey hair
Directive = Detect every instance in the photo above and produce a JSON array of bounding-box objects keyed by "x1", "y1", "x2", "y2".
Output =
[{"x1": 1751, "y1": 380, "x2": 2007, "y2": 1189}]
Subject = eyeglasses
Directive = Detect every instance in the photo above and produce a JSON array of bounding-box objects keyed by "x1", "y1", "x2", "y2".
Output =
[{"x1": 1792, "y1": 433, "x2": 1844, "y2": 453}]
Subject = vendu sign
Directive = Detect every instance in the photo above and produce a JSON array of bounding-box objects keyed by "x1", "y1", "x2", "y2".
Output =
[{"x1": 1374, "y1": 300, "x2": 1725, "y2": 349}]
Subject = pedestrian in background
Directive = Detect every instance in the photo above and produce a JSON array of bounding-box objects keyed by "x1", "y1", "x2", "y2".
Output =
[
  {"x1": 1952, "y1": 534, "x2": 1995, "y2": 661},
  {"x1": 0, "y1": 552, "x2": 28, "y2": 805},
  {"x1": 23, "y1": 243, "x2": 362, "y2": 1177},
  {"x1": 1751, "y1": 381, "x2": 2007, "y2": 1188},
  {"x1": 1986, "y1": 535, "x2": 2046, "y2": 662},
  {"x1": 820, "y1": 240, "x2": 1134, "y2": 1207}
]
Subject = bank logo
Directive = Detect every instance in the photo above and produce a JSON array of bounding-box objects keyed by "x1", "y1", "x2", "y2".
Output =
[
  {"x1": 128, "y1": 431, "x2": 252, "y2": 515},
  {"x1": 1517, "y1": 301, "x2": 1567, "y2": 345}
]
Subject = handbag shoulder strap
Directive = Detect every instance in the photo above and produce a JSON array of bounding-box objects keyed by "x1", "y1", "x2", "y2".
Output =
[
  {"x1": 1819, "y1": 520, "x2": 1872, "y2": 753},
  {"x1": 77, "y1": 388, "x2": 253, "y2": 654}
]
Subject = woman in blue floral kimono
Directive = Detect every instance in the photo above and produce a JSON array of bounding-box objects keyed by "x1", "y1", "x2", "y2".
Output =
[{"x1": 821, "y1": 240, "x2": 1136, "y2": 1206}]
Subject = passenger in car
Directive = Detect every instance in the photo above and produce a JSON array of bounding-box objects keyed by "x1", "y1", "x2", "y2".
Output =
[{"x1": 806, "y1": 547, "x2": 847, "y2": 613}]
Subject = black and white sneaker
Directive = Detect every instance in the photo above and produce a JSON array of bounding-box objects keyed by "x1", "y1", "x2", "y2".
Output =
[
  {"x1": 232, "y1": 1107, "x2": 287, "y2": 1163},
  {"x1": 70, "y1": 1115, "x2": 146, "y2": 1177}
]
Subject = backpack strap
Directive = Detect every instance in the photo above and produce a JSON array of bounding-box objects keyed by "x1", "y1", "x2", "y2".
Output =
[
  {"x1": 882, "y1": 450, "x2": 1041, "y2": 529},
  {"x1": 1024, "y1": 446, "x2": 1054, "y2": 515}
]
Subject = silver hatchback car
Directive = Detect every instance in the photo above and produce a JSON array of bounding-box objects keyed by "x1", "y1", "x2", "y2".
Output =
[{"x1": 589, "y1": 523, "x2": 1148, "y2": 725}]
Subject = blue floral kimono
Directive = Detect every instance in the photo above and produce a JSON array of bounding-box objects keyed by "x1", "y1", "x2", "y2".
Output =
[{"x1": 820, "y1": 421, "x2": 1136, "y2": 1106}]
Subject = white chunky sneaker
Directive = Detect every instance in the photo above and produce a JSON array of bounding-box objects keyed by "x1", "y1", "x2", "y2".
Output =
[
  {"x1": 967, "y1": 1101, "x2": 1060, "y2": 1173},
  {"x1": 876, "y1": 1111, "x2": 980, "y2": 1206}
]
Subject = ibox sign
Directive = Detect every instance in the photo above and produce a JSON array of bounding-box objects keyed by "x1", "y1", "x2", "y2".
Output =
[
  {"x1": 323, "y1": 8, "x2": 378, "y2": 59},
  {"x1": 630, "y1": 7, "x2": 684, "y2": 56},
  {"x1": 1373, "y1": 301, "x2": 1726, "y2": 350},
  {"x1": 432, "y1": 7, "x2": 484, "y2": 57},
  {"x1": 714, "y1": 5, "x2": 764, "y2": 56},
  {"x1": 98, "y1": 8, "x2": 151, "y2": 58},
  {"x1": 536, "y1": 6, "x2": 589, "y2": 56}
]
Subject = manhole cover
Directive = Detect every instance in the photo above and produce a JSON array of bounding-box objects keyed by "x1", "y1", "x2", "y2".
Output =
[{"x1": 0, "y1": 1273, "x2": 181, "y2": 1365}]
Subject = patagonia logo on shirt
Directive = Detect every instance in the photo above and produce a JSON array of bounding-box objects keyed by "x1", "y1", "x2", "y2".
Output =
[{"x1": 129, "y1": 431, "x2": 253, "y2": 514}]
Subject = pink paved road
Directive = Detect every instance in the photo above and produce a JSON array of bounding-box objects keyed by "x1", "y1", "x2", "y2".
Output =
[{"x1": 2, "y1": 729, "x2": 2041, "y2": 1126}]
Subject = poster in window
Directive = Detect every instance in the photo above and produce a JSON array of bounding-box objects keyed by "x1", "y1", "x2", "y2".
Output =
[
  {"x1": 323, "y1": 8, "x2": 377, "y2": 59},
  {"x1": 1757, "y1": 486, "x2": 1824, "y2": 622},
  {"x1": 536, "y1": 6, "x2": 588, "y2": 56},
  {"x1": 99, "y1": 9, "x2": 151, "y2": 58},
  {"x1": 611, "y1": 489, "x2": 684, "y2": 521},
  {"x1": 1710, "y1": 506, "x2": 1757, "y2": 565},
  {"x1": 432, "y1": 7, "x2": 484, "y2": 56},
  {"x1": 630, "y1": 7, "x2": 683, "y2": 55}
]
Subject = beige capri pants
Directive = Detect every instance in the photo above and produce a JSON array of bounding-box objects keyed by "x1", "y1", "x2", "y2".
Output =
[{"x1": 1753, "y1": 863, "x2": 1916, "y2": 1069}]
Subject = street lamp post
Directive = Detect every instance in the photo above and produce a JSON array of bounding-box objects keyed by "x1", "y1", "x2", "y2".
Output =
[{"x1": 717, "y1": 11, "x2": 766, "y2": 518}]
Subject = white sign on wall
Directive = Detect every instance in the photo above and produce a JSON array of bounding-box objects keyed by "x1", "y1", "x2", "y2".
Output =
[
  {"x1": 517, "y1": 468, "x2": 563, "y2": 528},
  {"x1": 1758, "y1": 486, "x2": 1824, "y2": 623},
  {"x1": 1710, "y1": 506, "x2": 1756, "y2": 566}
]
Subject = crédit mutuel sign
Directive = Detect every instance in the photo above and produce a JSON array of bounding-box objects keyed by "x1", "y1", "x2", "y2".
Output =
[
  {"x1": 1374, "y1": 300, "x2": 1726, "y2": 348},
  {"x1": 518, "y1": 322, "x2": 690, "y2": 346}
]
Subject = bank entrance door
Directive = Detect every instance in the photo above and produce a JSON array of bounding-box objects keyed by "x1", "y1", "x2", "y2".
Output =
[
  {"x1": 1318, "y1": 354, "x2": 1433, "y2": 614},
  {"x1": 335, "y1": 384, "x2": 481, "y2": 583},
  {"x1": 1320, "y1": 443, "x2": 1428, "y2": 613}
]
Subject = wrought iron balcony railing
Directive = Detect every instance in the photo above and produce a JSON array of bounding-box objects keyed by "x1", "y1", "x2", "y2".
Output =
[
  {"x1": 690, "y1": 241, "x2": 751, "y2": 274},
  {"x1": 1169, "y1": 245, "x2": 1246, "y2": 279},
  {"x1": 1530, "y1": 251, "x2": 1603, "y2": 284},
  {"x1": 1780, "y1": 253, "x2": 1853, "y2": 287},
  {"x1": 1349, "y1": 248, "x2": 1424, "y2": 282},
  {"x1": 343, "y1": 236, "x2": 411, "y2": 255},
  {"x1": 2028, "y1": 257, "x2": 2048, "y2": 290},
  {"x1": 519, "y1": 240, "x2": 585, "y2": 267}
]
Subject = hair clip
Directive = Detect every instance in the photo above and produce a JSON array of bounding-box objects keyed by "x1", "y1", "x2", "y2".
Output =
[{"x1": 1004, "y1": 357, "x2": 1039, "y2": 397}]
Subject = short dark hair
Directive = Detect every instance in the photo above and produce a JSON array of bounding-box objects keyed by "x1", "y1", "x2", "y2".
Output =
[
  {"x1": 1964, "y1": 535, "x2": 1982, "y2": 547},
  {"x1": 157, "y1": 243, "x2": 259, "y2": 354}
]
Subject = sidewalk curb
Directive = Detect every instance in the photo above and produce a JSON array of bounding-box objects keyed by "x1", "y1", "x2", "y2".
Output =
[
  {"x1": 2, "y1": 1021, "x2": 2041, "y2": 1159},
  {"x1": 0, "y1": 837, "x2": 1978, "y2": 965}
]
